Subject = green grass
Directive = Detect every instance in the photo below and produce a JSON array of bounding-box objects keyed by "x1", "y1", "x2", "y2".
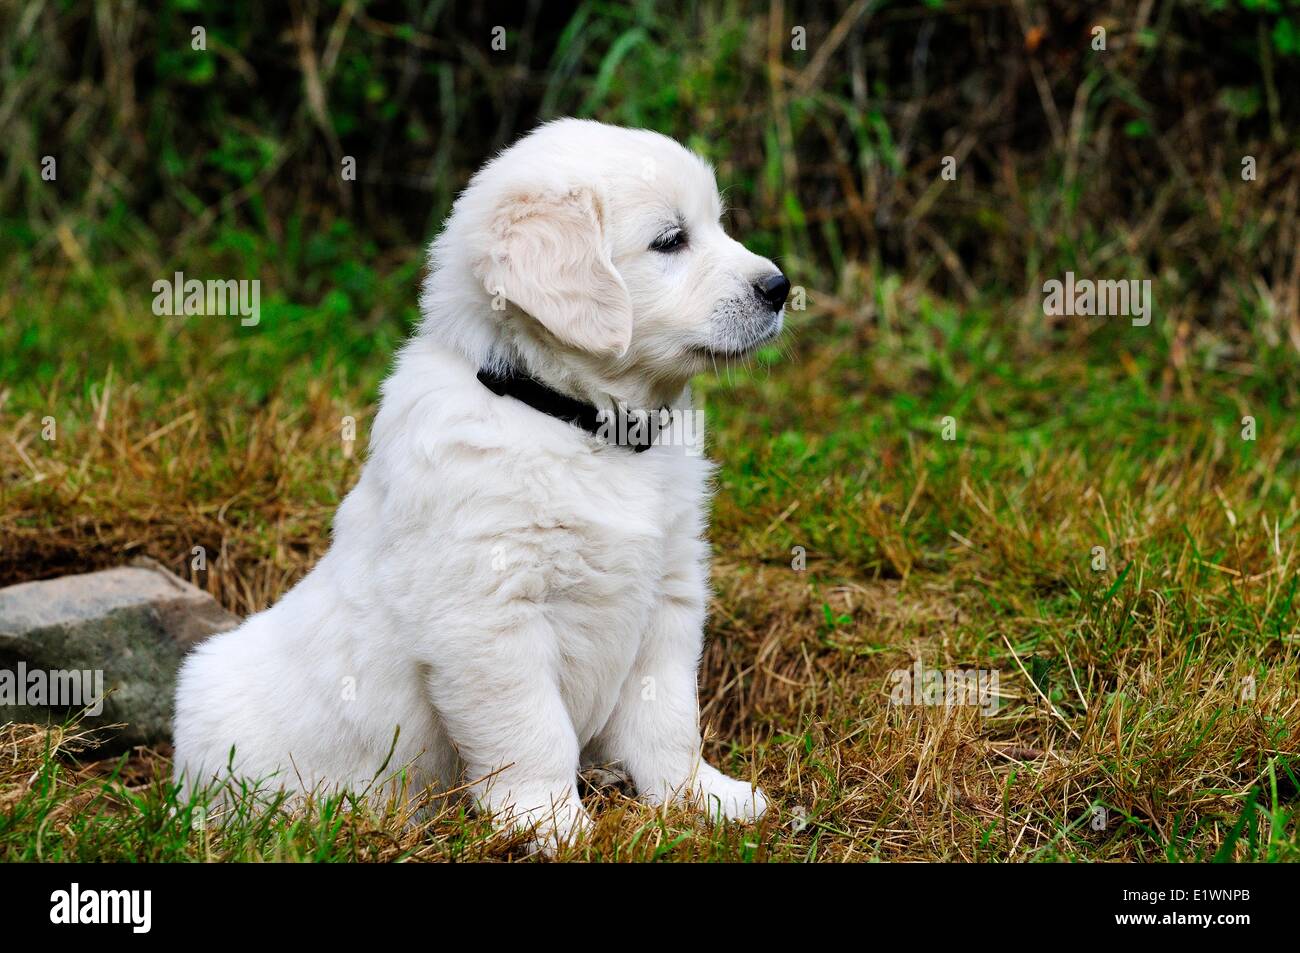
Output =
[{"x1": 2, "y1": 244, "x2": 1298, "y2": 861}]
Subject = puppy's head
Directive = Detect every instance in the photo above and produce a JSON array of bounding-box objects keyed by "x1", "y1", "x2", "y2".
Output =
[{"x1": 447, "y1": 119, "x2": 788, "y2": 387}]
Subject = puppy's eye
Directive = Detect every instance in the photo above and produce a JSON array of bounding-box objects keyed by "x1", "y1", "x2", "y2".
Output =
[{"x1": 650, "y1": 228, "x2": 687, "y2": 253}]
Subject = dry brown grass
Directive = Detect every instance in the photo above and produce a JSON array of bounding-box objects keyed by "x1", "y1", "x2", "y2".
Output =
[{"x1": 3, "y1": 292, "x2": 1299, "y2": 860}]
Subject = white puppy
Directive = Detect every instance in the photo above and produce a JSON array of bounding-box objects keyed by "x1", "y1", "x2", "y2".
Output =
[{"x1": 173, "y1": 119, "x2": 788, "y2": 848}]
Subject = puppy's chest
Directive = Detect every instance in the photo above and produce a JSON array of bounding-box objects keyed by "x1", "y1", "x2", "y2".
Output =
[
  {"x1": 516, "y1": 450, "x2": 703, "y2": 603},
  {"x1": 532, "y1": 450, "x2": 708, "y2": 737}
]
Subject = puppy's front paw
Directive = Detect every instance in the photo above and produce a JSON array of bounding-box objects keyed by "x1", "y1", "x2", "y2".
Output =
[
  {"x1": 496, "y1": 791, "x2": 593, "y2": 857},
  {"x1": 527, "y1": 807, "x2": 593, "y2": 858},
  {"x1": 640, "y1": 763, "x2": 768, "y2": 823},
  {"x1": 693, "y1": 767, "x2": 768, "y2": 823}
]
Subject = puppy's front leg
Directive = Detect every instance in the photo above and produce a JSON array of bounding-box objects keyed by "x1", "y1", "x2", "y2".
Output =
[
  {"x1": 592, "y1": 593, "x2": 767, "y2": 823},
  {"x1": 426, "y1": 621, "x2": 590, "y2": 852}
]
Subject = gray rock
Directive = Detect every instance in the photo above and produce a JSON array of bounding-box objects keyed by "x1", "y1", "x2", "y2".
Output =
[{"x1": 0, "y1": 560, "x2": 239, "y2": 747}]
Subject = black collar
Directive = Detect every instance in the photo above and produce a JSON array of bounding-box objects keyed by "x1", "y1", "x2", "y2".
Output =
[{"x1": 476, "y1": 365, "x2": 666, "y2": 453}]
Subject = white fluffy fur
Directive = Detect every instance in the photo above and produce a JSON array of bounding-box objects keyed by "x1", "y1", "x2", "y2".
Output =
[{"x1": 173, "y1": 119, "x2": 785, "y2": 849}]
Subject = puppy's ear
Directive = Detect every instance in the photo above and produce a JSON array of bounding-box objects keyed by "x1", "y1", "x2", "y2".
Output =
[{"x1": 478, "y1": 187, "x2": 633, "y2": 357}]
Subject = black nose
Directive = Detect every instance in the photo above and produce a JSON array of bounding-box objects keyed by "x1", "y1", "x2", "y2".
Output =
[{"x1": 755, "y1": 272, "x2": 791, "y2": 310}]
